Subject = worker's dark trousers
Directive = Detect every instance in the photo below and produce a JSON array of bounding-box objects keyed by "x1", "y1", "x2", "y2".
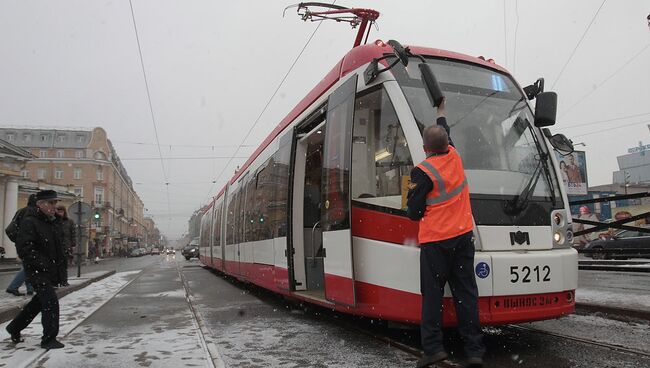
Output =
[
  {"x1": 7, "y1": 283, "x2": 59, "y2": 343},
  {"x1": 420, "y1": 231, "x2": 484, "y2": 358}
]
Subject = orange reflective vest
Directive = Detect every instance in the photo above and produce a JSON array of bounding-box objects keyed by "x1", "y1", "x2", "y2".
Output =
[{"x1": 416, "y1": 146, "x2": 473, "y2": 243}]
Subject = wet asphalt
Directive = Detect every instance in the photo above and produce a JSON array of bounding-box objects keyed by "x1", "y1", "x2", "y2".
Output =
[{"x1": 3, "y1": 255, "x2": 649, "y2": 367}]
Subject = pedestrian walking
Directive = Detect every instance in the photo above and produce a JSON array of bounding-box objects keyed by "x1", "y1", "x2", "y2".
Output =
[
  {"x1": 4, "y1": 194, "x2": 37, "y2": 296},
  {"x1": 407, "y1": 99, "x2": 484, "y2": 368},
  {"x1": 89, "y1": 241, "x2": 99, "y2": 264},
  {"x1": 6, "y1": 267, "x2": 34, "y2": 296},
  {"x1": 5, "y1": 190, "x2": 66, "y2": 349},
  {"x1": 55, "y1": 205, "x2": 75, "y2": 286}
]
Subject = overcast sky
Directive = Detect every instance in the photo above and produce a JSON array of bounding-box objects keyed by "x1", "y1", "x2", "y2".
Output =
[{"x1": 1, "y1": 1, "x2": 648, "y2": 239}]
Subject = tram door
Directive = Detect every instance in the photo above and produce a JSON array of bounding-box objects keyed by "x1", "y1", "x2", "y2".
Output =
[
  {"x1": 321, "y1": 75, "x2": 357, "y2": 306},
  {"x1": 291, "y1": 75, "x2": 357, "y2": 305},
  {"x1": 292, "y1": 125, "x2": 323, "y2": 293}
]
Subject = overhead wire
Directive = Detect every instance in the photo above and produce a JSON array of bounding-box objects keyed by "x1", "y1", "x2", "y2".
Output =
[
  {"x1": 512, "y1": 0, "x2": 519, "y2": 73},
  {"x1": 502, "y1": 0, "x2": 508, "y2": 69},
  {"x1": 559, "y1": 42, "x2": 650, "y2": 119},
  {"x1": 550, "y1": 0, "x2": 607, "y2": 89},
  {"x1": 121, "y1": 156, "x2": 250, "y2": 161},
  {"x1": 559, "y1": 111, "x2": 650, "y2": 130},
  {"x1": 128, "y1": 0, "x2": 172, "y2": 229},
  {"x1": 571, "y1": 119, "x2": 650, "y2": 138},
  {"x1": 112, "y1": 140, "x2": 255, "y2": 149},
  {"x1": 200, "y1": 8, "x2": 331, "y2": 204}
]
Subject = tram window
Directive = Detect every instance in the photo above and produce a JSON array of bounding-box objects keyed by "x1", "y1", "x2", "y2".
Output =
[
  {"x1": 212, "y1": 205, "x2": 221, "y2": 246},
  {"x1": 243, "y1": 160, "x2": 275, "y2": 242},
  {"x1": 271, "y1": 144, "x2": 291, "y2": 238},
  {"x1": 351, "y1": 86, "x2": 413, "y2": 210},
  {"x1": 226, "y1": 188, "x2": 237, "y2": 245}
]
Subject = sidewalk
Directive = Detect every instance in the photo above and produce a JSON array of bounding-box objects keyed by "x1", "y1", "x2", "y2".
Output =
[
  {"x1": 0, "y1": 270, "x2": 115, "y2": 323},
  {"x1": 0, "y1": 259, "x2": 22, "y2": 273}
]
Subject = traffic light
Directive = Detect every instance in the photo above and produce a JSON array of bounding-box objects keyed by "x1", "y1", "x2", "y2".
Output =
[{"x1": 94, "y1": 210, "x2": 100, "y2": 220}]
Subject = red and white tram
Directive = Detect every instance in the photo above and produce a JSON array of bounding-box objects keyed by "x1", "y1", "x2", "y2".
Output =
[{"x1": 198, "y1": 16, "x2": 577, "y2": 326}]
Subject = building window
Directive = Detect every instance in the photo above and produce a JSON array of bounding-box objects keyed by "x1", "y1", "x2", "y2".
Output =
[
  {"x1": 74, "y1": 168, "x2": 82, "y2": 180},
  {"x1": 21, "y1": 170, "x2": 29, "y2": 178},
  {"x1": 77, "y1": 135, "x2": 84, "y2": 143},
  {"x1": 96, "y1": 167, "x2": 104, "y2": 181},
  {"x1": 56, "y1": 150, "x2": 64, "y2": 158},
  {"x1": 94, "y1": 187, "x2": 104, "y2": 203},
  {"x1": 74, "y1": 186, "x2": 83, "y2": 198},
  {"x1": 57, "y1": 135, "x2": 66, "y2": 143},
  {"x1": 40, "y1": 150, "x2": 48, "y2": 158},
  {"x1": 6, "y1": 133, "x2": 15, "y2": 142},
  {"x1": 37, "y1": 168, "x2": 47, "y2": 180},
  {"x1": 75, "y1": 150, "x2": 84, "y2": 158},
  {"x1": 24, "y1": 134, "x2": 32, "y2": 143},
  {"x1": 40, "y1": 134, "x2": 48, "y2": 142},
  {"x1": 55, "y1": 168, "x2": 64, "y2": 179}
]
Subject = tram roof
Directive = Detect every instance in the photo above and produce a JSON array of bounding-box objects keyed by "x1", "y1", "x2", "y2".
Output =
[{"x1": 218, "y1": 41, "x2": 509, "y2": 196}]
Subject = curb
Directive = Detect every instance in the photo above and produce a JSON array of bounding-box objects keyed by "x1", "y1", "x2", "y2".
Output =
[
  {"x1": 0, "y1": 270, "x2": 116, "y2": 324},
  {"x1": 578, "y1": 265, "x2": 650, "y2": 273},
  {"x1": 0, "y1": 267, "x2": 22, "y2": 274},
  {"x1": 576, "y1": 302, "x2": 650, "y2": 321}
]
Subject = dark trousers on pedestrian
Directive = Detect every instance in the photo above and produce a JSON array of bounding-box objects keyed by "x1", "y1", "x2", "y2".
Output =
[
  {"x1": 6, "y1": 283, "x2": 59, "y2": 343},
  {"x1": 420, "y1": 231, "x2": 484, "y2": 358}
]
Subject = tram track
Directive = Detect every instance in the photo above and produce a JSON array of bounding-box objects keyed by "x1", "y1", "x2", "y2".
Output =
[
  {"x1": 506, "y1": 324, "x2": 650, "y2": 358},
  {"x1": 192, "y1": 263, "x2": 650, "y2": 367}
]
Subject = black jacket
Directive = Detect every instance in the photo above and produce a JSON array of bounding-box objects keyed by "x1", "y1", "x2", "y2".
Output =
[
  {"x1": 16, "y1": 209, "x2": 65, "y2": 286},
  {"x1": 58, "y1": 217, "x2": 77, "y2": 252}
]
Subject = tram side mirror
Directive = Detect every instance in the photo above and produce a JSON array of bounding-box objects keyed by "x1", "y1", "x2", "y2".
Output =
[
  {"x1": 534, "y1": 91, "x2": 557, "y2": 127},
  {"x1": 543, "y1": 129, "x2": 574, "y2": 155},
  {"x1": 387, "y1": 40, "x2": 409, "y2": 66},
  {"x1": 419, "y1": 63, "x2": 444, "y2": 107}
]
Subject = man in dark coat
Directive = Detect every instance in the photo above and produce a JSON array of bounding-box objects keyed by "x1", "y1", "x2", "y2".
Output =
[
  {"x1": 5, "y1": 190, "x2": 66, "y2": 349},
  {"x1": 5, "y1": 194, "x2": 37, "y2": 296}
]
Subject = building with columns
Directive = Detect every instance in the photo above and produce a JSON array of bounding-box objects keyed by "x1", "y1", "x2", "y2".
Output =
[
  {"x1": 0, "y1": 139, "x2": 34, "y2": 259},
  {"x1": 0, "y1": 127, "x2": 156, "y2": 256}
]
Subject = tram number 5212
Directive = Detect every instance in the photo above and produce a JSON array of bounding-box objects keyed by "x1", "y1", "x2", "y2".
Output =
[{"x1": 510, "y1": 265, "x2": 551, "y2": 283}]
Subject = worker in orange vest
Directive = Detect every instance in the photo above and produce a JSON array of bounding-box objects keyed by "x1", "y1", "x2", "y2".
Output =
[{"x1": 407, "y1": 98, "x2": 484, "y2": 368}]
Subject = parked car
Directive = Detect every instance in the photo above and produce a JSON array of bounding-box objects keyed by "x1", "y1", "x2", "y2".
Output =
[
  {"x1": 584, "y1": 228, "x2": 650, "y2": 259},
  {"x1": 182, "y1": 244, "x2": 200, "y2": 260},
  {"x1": 151, "y1": 248, "x2": 161, "y2": 255},
  {"x1": 129, "y1": 248, "x2": 143, "y2": 257}
]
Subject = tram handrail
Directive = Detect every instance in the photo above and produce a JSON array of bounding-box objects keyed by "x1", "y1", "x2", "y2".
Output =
[{"x1": 311, "y1": 221, "x2": 320, "y2": 266}]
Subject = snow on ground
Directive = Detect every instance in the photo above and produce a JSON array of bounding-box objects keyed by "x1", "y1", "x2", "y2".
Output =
[
  {"x1": 526, "y1": 313, "x2": 650, "y2": 354},
  {"x1": 576, "y1": 288, "x2": 650, "y2": 311},
  {"x1": 0, "y1": 271, "x2": 139, "y2": 368}
]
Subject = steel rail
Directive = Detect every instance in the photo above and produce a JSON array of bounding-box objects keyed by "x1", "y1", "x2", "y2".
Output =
[{"x1": 508, "y1": 325, "x2": 650, "y2": 358}]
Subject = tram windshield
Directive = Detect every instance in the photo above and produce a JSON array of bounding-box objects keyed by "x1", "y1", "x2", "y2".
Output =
[{"x1": 391, "y1": 58, "x2": 562, "y2": 204}]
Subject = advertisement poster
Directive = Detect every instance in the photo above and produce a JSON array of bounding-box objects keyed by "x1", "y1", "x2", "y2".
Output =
[{"x1": 556, "y1": 151, "x2": 587, "y2": 195}]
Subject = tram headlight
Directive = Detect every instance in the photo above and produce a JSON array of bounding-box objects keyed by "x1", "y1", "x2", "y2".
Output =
[{"x1": 553, "y1": 231, "x2": 563, "y2": 243}]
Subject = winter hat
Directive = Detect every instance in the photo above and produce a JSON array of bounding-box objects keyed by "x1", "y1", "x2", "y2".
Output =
[{"x1": 36, "y1": 190, "x2": 60, "y2": 202}]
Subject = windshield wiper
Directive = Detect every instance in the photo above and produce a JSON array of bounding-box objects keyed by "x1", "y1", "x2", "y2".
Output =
[{"x1": 505, "y1": 158, "x2": 544, "y2": 215}]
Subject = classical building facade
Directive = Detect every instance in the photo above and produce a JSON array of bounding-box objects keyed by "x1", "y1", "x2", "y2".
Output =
[
  {"x1": 0, "y1": 127, "x2": 157, "y2": 256},
  {"x1": 0, "y1": 138, "x2": 34, "y2": 258}
]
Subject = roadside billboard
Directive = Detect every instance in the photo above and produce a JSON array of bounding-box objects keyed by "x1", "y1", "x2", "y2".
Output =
[{"x1": 556, "y1": 150, "x2": 587, "y2": 195}]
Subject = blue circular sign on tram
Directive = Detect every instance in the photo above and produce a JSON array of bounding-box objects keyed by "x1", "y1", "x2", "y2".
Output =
[{"x1": 475, "y1": 262, "x2": 490, "y2": 279}]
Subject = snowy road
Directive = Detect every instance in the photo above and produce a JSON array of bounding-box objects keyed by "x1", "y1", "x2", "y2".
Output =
[{"x1": 2, "y1": 255, "x2": 650, "y2": 367}]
